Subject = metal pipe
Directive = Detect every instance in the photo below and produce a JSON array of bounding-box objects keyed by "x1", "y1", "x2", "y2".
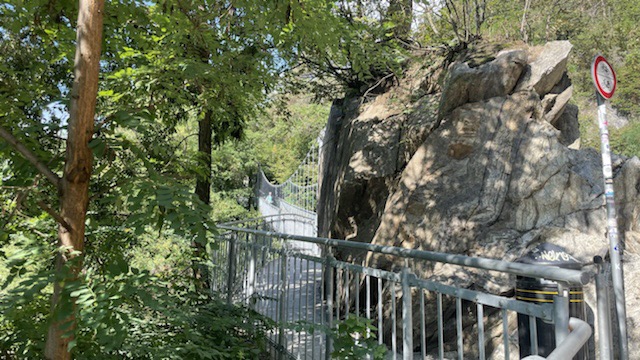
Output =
[
  {"x1": 596, "y1": 92, "x2": 628, "y2": 359},
  {"x1": 547, "y1": 318, "x2": 593, "y2": 360}
]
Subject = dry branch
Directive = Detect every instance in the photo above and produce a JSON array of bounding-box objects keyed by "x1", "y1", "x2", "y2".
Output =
[{"x1": 0, "y1": 125, "x2": 61, "y2": 190}]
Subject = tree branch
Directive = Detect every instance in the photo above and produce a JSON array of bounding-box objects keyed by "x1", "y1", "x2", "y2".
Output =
[
  {"x1": 360, "y1": 72, "x2": 396, "y2": 106},
  {"x1": 36, "y1": 200, "x2": 72, "y2": 232},
  {"x1": 0, "y1": 125, "x2": 61, "y2": 190}
]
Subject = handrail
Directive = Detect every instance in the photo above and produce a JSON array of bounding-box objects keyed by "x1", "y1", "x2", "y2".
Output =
[
  {"x1": 221, "y1": 214, "x2": 316, "y2": 226},
  {"x1": 522, "y1": 318, "x2": 592, "y2": 360},
  {"x1": 217, "y1": 224, "x2": 593, "y2": 286}
]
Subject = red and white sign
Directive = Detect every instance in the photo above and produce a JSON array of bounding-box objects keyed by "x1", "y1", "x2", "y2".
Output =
[{"x1": 592, "y1": 55, "x2": 616, "y2": 99}]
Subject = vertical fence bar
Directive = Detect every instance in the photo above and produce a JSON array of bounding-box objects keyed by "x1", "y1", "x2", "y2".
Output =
[
  {"x1": 502, "y1": 309, "x2": 509, "y2": 360},
  {"x1": 278, "y1": 251, "x2": 288, "y2": 360},
  {"x1": 420, "y1": 289, "x2": 426, "y2": 360},
  {"x1": 477, "y1": 303, "x2": 485, "y2": 360},
  {"x1": 366, "y1": 276, "x2": 372, "y2": 322},
  {"x1": 296, "y1": 257, "x2": 303, "y2": 355},
  {"x1": 325, "y1": 255, "x2": 334, "y2": 360},
  {"x1": 456, "y1": 297, "x2": 463, "y2": 360},
  {"x1": 246, "y1": 243, "x2": 256, "y2": 306},
  {"x1": 344, "y1": 269, "x2": 351, "y2": 320},
  {"x1": 271, "y1": 250, "x2": 278, "y2": 320},
  {"x1": 378, "y1": 278, "x2": 384, "y2": 345},
  {"x1": 366, "y1": 275, "x2": 372, "y2": 360},
  {"x1": 320, "y1": 256, "x2": 326, "y2": 358},
  {"x1": 402, "y1": 268, "x2": 414, "y2": 360},
  {"x1": 305, "y1": 258, "x2": 311, "y2": 358},
  {"x1": 226, "y1": 235, "x2": 237, "y2": 305},
  {"x1": 266, "y1": 251, "x2": 280, "y2": 319},
  {"x1": 287, "y1": 256, "x2": 294, "y2": 356},
  {"x1": 345, "y1": 270, "x2": 350, "y2": 318},
  {"x1": 336, "y1": 269, "x2": 342, "y2": 323},
  {"x1": 355, "y1": 272, "x2": 361, "y2": 317},
  {"x1": 437, "y1": 293, "x2": 444, "y2": 360},
  {"x1": 391, "y1": 281, "x2": 397, "y2": 359}
]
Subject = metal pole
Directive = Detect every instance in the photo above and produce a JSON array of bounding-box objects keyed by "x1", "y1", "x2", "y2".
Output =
[
  {"x1": 595, "y1": 256, "x2": 614, "y2": 360},
  {"x1": 401, "y1": 268, "x2": 414, "y2": 360},
  {"x1": 596, "y1": 92, "x2": 628, "y2": 359}
]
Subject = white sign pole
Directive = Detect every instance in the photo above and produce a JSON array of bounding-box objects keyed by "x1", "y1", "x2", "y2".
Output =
[{"x1": 592, "y1": 55, "x2": 628, "y2": 360}]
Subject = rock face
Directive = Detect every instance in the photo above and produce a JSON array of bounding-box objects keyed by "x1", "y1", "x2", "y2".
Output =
[{"x1": 318, "y1": 41, "x2": 640, "y2": 357}]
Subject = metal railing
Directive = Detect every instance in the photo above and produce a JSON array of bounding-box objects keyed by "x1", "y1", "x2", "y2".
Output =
[
  {"x1": 523, "y1": 318, "x2": 593, "y2": 360},
  {"x1": 211, "y1": 215, "x2": 596, "y2": 360}
]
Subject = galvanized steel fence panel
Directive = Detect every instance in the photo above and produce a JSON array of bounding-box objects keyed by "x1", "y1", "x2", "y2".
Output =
[{"x1": 211, "y1": 216, "x2": 593, "y2": 360}]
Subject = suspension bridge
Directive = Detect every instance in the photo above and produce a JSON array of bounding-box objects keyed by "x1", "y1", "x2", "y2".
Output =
[{"x1": 210, "y1": 132, "x2": 619, "y2": 360}]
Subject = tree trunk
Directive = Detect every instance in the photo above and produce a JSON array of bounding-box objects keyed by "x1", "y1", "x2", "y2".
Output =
[
  {"x1": 44, "y1": 1, "x2": 104, "y2": 359},
  {"x1": 521, "y1": 0, "x2": 532, "y2": 43},
  {"x1": 193, "y1": 110, "x2": 212, "y2": 290},
  {"x1": 195, "y1": 111, "x2": 212, "y2": 205}
]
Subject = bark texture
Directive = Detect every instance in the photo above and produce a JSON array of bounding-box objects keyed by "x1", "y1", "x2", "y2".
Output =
[
  {"x1": 44, "y1": 1, "x2": 104, "y2": 358},
  {"x1": 193, "y1": 110, "x2": 212, "y2": 289}
]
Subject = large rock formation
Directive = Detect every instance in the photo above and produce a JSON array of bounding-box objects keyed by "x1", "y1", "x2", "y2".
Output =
[{"x1": 318, "y1": 41, "x2": 640, "y2": 358}]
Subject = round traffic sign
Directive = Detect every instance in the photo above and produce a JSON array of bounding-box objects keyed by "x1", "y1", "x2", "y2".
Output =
[{"x1": 592, "y1": 55, "x2": 616, "y2": 99}]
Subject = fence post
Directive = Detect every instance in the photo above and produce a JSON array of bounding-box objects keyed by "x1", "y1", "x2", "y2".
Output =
[
  {"x1": 401, "y1": 267, "x2": 414, "y2": 360},
  {"x1": 246, "y1": 242, "x2": 257, "y2": 307},
  {"x1": 278, "y1": 250, "x2": 288, "y2": 359},
  {"x1": 595, "y1": 256, "x2": 614, "y2": 360},
  {"x1": 554, "y1": 283, "x2": 570, "y2": 346},
  {"x1": 226, "y1": 234, "x2": 237, "y2": 305},
  {"x1": 325, "y1": 251, "x2": 335, "y2": 360}
]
